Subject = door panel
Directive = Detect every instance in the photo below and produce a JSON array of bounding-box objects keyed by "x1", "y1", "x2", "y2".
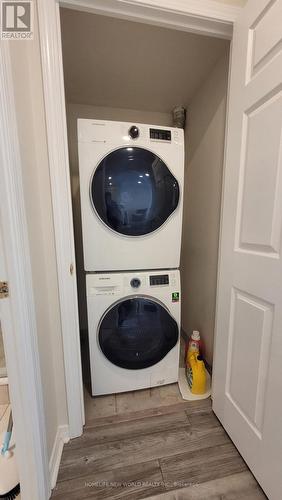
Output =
[
  {"x1": 250, "y1": 0, "x2": 282, "y2": 76},
  {"x1": 213, "y1": 1, "x2": 282, "y2": 498},
  {"x1": 238, "y1": 89, "x2": 282, "y2": 254},
  {"x1": 227, "y1": 289, "x2": 274, "y2": 434}
]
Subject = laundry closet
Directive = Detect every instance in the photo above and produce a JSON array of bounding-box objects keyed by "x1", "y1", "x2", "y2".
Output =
[{"x1": 60, "y1": 7, "x2": 230, "y2": 400}]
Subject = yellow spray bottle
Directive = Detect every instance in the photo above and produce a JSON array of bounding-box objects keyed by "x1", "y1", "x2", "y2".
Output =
[{"x1": 186, "y1": 352, "x2": 207, "y2": 395}]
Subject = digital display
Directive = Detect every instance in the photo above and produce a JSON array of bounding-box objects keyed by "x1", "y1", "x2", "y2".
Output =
[
  {"x1": 150, "y1": 274, "x2": 169, "y2": 286},
  {"x1": 150, "y1": 128, "x2": 171, "y2": 141}
]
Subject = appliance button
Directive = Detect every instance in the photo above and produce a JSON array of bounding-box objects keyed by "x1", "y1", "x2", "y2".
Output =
[
  {"x1": 128, "y1": 125, "x2": 139, "y2": 139},
  {"x1": 130, "y1": 278, "x2": 141, "y2": 288}
]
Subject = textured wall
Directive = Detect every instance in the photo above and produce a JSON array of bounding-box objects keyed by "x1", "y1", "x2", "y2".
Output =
[{"x1": 181, "y1": 49, "x2": 229, "y2": 366}]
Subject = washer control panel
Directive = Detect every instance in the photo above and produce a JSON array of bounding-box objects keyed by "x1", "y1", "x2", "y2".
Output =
[{"x1": 149, "y1": 274, "x2": 169, "y2": 286}]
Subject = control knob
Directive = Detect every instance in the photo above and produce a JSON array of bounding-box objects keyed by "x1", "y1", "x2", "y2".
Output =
[
  {"x1": 128, "y1": 125, "x2": 139, "y2": 139},
  {"x1": 130, "y1": 278, "x2": 141, "y2": 288}
]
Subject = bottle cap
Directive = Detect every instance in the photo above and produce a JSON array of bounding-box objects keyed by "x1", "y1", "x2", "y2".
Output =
[{"x1": 192, "y1": 330, "x2": 200, "y2": 340}]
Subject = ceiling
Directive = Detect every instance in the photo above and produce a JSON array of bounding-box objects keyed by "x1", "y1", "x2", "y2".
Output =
[{"x1": 60, "y1": 8, "x2": 229, "y2": 113}]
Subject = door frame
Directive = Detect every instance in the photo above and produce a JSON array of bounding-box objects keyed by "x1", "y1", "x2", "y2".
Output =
[
  {"x1": 36, "y1": 0, "x2": 239, "y2": 441},
  {"x1": 0, "y1": 43, "x2": 50, "y2": 500}
]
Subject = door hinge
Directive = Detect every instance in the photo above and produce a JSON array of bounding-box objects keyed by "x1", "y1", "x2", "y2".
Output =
[{"x1": 0, "y1": 281, "x2": 9, "y2": 298}]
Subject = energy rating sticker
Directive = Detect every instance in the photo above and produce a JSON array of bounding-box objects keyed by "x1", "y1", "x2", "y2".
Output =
[{"x1": 172, "y1": 292, "x2": 179, "y2": 302}]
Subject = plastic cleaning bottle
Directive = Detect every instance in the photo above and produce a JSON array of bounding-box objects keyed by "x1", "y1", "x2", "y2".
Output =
[
  {"x1": 187, "y1": 330, "x2": 201, "y2": 353},
  {"x1": 184, "y1": 330, "x2": 201, "y2": 365},
  {"x1": 186, "y1": 352, "x2": 207, "y2": 395}
]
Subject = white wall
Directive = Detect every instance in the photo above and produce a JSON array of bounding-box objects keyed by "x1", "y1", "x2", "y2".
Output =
[
  {"x1": 9, "y1": 5, "x2": 68, "y2": 461},
  {"x1": 181, "y1": 49, "x2": 229, "y2": 366},
  {"x1": 66, "y1": 103, "x2": 172, "y2": 330},
  {"x1": 60, "y1": 8, "x2": 229, "y2": 112}
]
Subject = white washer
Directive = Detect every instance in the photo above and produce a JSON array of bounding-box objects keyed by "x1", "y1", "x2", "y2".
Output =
[
  {"x1": 78, "y1": 119, "x2": 184, "y2": 271},
  {"x1": 86, "y1": 270, "x2": 181, "y2": 395}
]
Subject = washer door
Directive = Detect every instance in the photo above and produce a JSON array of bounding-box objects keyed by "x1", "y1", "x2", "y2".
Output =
[
  {"x1": 91, "y1": 147, "x2": 179, "y2": 236},
  {"x1": 98, "y1": 297, "x2": 179, "y2": 369}
]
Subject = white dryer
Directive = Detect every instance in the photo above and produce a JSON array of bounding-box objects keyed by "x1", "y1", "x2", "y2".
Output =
[
  {"x1": 86, "y1": 270, "x2": 181, "y2": 395},
  {"x1": 78, "y1": 119, "x2": 184, "y2": 271}
]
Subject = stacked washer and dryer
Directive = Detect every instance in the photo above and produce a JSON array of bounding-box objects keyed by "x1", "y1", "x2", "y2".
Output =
[{"x1": 78, "y1": 119, "x2": 184, "y2": 395}]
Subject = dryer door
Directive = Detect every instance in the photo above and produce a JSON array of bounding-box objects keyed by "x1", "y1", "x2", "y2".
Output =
[
  {"x1": 91, "y1": 147, "x2": 179, "y2": 236},
  {"x1": 98, "y1": 297, "x2": 179, "y2": 369}
]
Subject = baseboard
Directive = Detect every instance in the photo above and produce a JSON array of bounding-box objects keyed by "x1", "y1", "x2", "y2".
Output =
[{"x1": 49, "y1": 424, "x2": 70, "y2": 489}]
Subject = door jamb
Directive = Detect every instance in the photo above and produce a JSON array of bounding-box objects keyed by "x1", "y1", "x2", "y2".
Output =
[
  {"x1": 59, "y1": 0, "x2": 241, "y2": 39},
  {"x1": 36, "y1": 0, "x2": 239, "y2": 440},
  {"x1": 0, "y1": 42, "x2": 50, "y2": 500}
]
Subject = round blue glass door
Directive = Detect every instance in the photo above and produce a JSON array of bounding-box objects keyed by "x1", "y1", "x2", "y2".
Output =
[
  {"x1": 98, "y1": 297, "x2": 179, "y2": 370},
  {"x1": 91, "y1": 147, "x2": 179, "y2": 236}
]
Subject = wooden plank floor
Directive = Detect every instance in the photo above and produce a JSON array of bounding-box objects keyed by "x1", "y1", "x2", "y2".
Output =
[{"x1": 52, "y1": 383, "x2": 267, "y2": 500}]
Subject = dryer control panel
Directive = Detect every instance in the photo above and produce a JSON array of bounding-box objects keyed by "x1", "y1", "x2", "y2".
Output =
[
  {"x1": 149, "y1": 128, "x2": 171, "y2": 141},
  {"x1": 150, "y1": 274, "x2": 169, "y2": 286}
]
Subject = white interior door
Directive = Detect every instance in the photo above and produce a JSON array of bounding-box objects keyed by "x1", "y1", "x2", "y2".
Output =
[{"x1": 213, "y1": 1, "x2": 282, "y2": 499}]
